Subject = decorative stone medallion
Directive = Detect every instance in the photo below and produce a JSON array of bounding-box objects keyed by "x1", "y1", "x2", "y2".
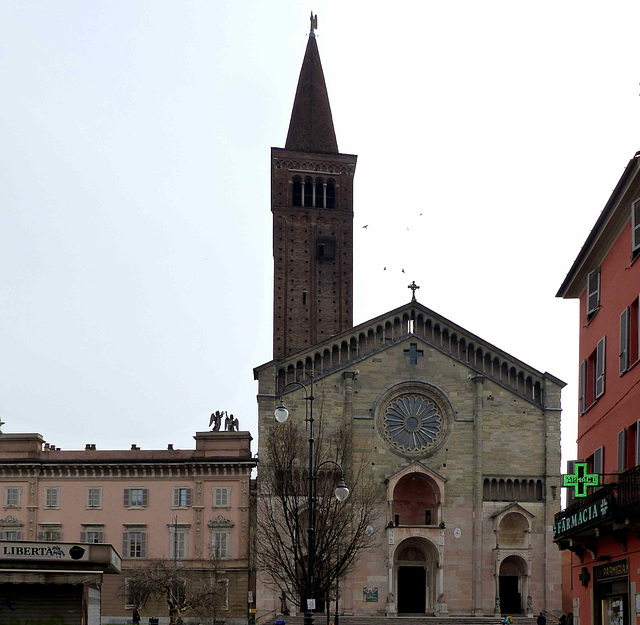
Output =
[{"x1": 375, "y1": 382, "x2": 452, "y2": 458}]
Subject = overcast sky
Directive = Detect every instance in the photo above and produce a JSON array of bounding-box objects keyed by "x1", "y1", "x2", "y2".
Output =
[{"x1": 2, "y1": 2, "x2": 639, "y2": 470}]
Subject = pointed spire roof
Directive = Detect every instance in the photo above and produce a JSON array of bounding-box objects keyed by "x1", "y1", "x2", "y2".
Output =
[{"x1": 285, "y1": 32, "x2": 339, "y2": 154}]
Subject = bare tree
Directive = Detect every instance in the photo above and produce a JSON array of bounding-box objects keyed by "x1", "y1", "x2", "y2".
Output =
[
  {"x1": 125, "y1": 558, "x2": 227, "y2": 625},
  {"x1": 256, "y1": 418, "x2": 381, "y2": 611}
]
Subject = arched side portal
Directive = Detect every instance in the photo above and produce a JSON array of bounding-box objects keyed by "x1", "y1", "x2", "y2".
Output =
[
  {"x1": 394, "y1": 537, "x2": 439, "y2": 614},
  {"x1": 498, "y1": 555, "x2": 528, "y2": 615}
]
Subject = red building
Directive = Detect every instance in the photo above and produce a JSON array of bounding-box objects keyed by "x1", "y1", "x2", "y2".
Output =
[{"x1": 556, "y1": 150, "x2": 640, "y2": 625}]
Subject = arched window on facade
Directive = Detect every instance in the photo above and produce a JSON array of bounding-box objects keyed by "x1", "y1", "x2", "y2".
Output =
[
  {"x1": 292, "y1": 177, "x2": 302, "y2": 206},
  {"x1": 392, "y1": 473, "x2": 440, "y2": 526},
  {"x1": 326, "y1": 180, "x2": 335, "y2": 208},
  {"x1": 315, "y1": 180, "x2": 324, "y2": 208},
  {"x1": 304, "y1": 178, "x2": 313, "y2": 207}
]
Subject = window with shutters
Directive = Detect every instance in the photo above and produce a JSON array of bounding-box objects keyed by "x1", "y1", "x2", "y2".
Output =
[
  {"x1": 620, "y1": 297, "x2": 640, "y2": 375},
  {"x1": 212, "y1": 530, "x2": 231, "y2": 559},
  {"x1": 172, "y1": 487, "x2": 192, "y2": 509},
  {"x1": 44, "y1": 487, "x2": 60, "y2": 509},
  {"x1": 4, "y1": 487, "x2": 21, "y2": 509},
  {"x1": 632, "y1": 198, "x2": 640, "y2": 257},
  {"x1": 0, "y1": 530, "x2": 22, "y2": 541},
  {"x1": 0, "y1": 516, "x2": 23, "y2": 541},
  {"x1": 124, "y1": 488, "x2": 148, "y2": 509},
  {"x1": 579, "y1": 337, "x2": 606, "y2": 413},
  {"x1": 169, "y1": 524, "x2": 189, "y2": 560},
  {"x1": 586, "y1": 447, "x2": 604, "y2": 485},
  {"x1": 123, "y1": 526, "x2": 147, "y2": 558},
  {"x1": 38, "y1": 524, "x2": 62, "y2": 542},
  {"x1": 86, "y1": 487, "x2": 103, "y2": 509},
  {"x1": 213, "y1": 487, "x2": 231, "y2": 508},
  {"x1": 81, "y1": 524, "x2": 105, "y2": 543},
  {"x1": 618, "y1": 429, "x2": 627, "y2": 472},
  {"x1": 587, "y1": 267, "x2": 601, "y2": 318}
]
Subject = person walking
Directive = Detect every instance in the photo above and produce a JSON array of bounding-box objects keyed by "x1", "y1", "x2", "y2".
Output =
[
  {"x1": 537, "y1": 612, "x2": 547, "y2": 625},
  {"x1": 132, "y1": 607, "x2": 141, "y2": 624}
]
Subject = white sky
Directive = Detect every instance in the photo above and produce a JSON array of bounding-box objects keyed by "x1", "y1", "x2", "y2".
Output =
[{"x1": 2, "y1": 2, "x2": 639, "y2": 470}]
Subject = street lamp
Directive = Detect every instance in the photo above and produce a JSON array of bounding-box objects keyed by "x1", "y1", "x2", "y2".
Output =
[{"x1": 275, "y1": 373, "x2": 349, "y2": 625}]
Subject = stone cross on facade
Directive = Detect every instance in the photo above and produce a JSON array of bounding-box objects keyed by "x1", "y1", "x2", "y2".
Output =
[
  {"x1": 408, "y1": 281, "x2": 420, "y2": 302},
  {"x1": 403, "y1": 343, "x2": 424, "y2": 365}
]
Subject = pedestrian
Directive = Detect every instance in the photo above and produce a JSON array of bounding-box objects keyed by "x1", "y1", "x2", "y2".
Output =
[
  {"x1": 567, "y1": 612, "x2": 574, "y2": 625},
  {"x1": 132, "y1": 607, "x2": 141, "y2": 624},
  {"x1": 559, "y1": 614, "x2": 567, "y2": 625},
  {"x1": 537, "y1": 612, "x2": 547, "y2": 625}
]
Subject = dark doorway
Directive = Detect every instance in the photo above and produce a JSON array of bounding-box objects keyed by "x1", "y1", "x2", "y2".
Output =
[
  {"x1": 499, "y1": 576, "x2": 521, "y2": 614},
  {"x1": 397, "y1": 566, "x2": 426, "y2": 614}
]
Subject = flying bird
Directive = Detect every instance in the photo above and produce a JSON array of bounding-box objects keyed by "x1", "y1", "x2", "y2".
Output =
[{"x1": 362, "y1": 225, "x2": 369, "y2": 229}]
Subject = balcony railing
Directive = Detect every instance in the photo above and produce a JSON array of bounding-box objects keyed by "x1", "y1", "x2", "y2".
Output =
[{"x1": 617, "y1": 465, "x2": 640, "y2": 511}]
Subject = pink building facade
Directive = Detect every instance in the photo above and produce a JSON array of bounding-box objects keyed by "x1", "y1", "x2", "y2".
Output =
[
  {"x1": 0, "y1": 429, "x2": 255, "y2": 624},
  {"x1": 556, "y1": 151, "x2": 640, "y2": 625}
]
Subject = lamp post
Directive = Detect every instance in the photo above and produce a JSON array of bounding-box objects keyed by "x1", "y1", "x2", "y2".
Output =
[{"x1": 275, "y1": 374, "x2": 349, "y2": 625}]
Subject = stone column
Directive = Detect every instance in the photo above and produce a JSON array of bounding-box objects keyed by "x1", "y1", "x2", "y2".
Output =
[
  {"x1": 343, "y1": 371, "x2": 358, "y2": 421},
  {"x1": 472, "y1": 375, "x2": 485, "y2": 615}
]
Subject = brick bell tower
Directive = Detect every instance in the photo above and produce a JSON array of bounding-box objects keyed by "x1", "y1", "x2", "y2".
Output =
[{"x1": 272, "y1": 18, "x2": 357, "y2": 359}]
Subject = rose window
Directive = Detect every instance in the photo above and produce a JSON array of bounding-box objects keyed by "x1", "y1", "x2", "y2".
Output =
[{"x1": 382, "y1": 394, "x2": 443, "y2": 454}]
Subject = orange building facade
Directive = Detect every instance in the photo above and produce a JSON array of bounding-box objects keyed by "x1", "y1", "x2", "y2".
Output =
[
  {"x1": 0, "y1": 429, "x2": 255, "y2": 624},
  {"x1": 556, "y1": 151, "x2": 640, "y2": 625}
]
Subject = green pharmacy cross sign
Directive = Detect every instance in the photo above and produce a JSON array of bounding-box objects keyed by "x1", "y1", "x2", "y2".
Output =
[{"x1": 563, "y1": 463, "x2": 600, "y2": 497}]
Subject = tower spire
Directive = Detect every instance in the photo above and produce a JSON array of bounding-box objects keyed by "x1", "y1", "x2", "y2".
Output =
[{"x1": 285, "y1": 15, "x2": 338, "y2": 154}]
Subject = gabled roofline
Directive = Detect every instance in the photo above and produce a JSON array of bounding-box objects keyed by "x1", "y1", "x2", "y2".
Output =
[
  {"x1": 256, "y1": 299, "x2": 563, "y2": 384},
  {"x1": 557, "y1": 152, "x2": 640, "y2": 299}
]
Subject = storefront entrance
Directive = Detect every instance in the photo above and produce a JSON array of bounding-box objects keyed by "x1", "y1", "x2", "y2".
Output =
[{"x1": 595, "y1": 560, "x2": 629, "y2": 625}]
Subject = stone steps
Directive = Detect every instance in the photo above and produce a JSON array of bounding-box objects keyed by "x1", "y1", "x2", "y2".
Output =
[{"x1": 276, "y1": 616, "x2": 541, "y2": 625}]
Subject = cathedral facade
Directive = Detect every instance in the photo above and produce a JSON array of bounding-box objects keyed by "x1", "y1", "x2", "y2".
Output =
[{"x1": 255, "y1": 25, "x2": 563, "y2": 619}]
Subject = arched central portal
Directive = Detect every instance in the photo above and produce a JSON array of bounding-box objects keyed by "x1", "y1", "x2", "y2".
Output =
[
  {"x1": 394, "y1": 538, "x2": 438, "y2": 614},
  {"x1": 499, "y1": 555, "x2": 528, "y2": 615}
]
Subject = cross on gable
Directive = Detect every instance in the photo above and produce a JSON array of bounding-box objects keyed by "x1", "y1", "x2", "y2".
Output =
[
  {"x1": 563, "y1": 462, "x2": 599, "y2": 497},
  {"x1": 579, "y1": 567, "x2": 590, "y2": 587},
  {"x1": 408, "y1": 281, "x2": 420, "y2": 301},
  {"x1": 404, "y1": 343, "x2": 424, "y2": 365}
]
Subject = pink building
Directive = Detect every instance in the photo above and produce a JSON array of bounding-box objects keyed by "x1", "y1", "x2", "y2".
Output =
[
  {"x1": 556, "y1": 150, "x2": 640, "y2": 625},
  {"x1": 0, "y1": 429, "x2": 255, "y2": 624}
]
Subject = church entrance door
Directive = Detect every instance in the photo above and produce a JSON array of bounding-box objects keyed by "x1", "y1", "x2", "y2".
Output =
[
  {"x1": 499, "y1": 575, "x2": 520, "y2": 614},
  {"x1": 398, "y1": 566, "x2": 426, "y2": 613},
  {"x1": 393, "y1": 537, "x2": 438, "y2": 614}
]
